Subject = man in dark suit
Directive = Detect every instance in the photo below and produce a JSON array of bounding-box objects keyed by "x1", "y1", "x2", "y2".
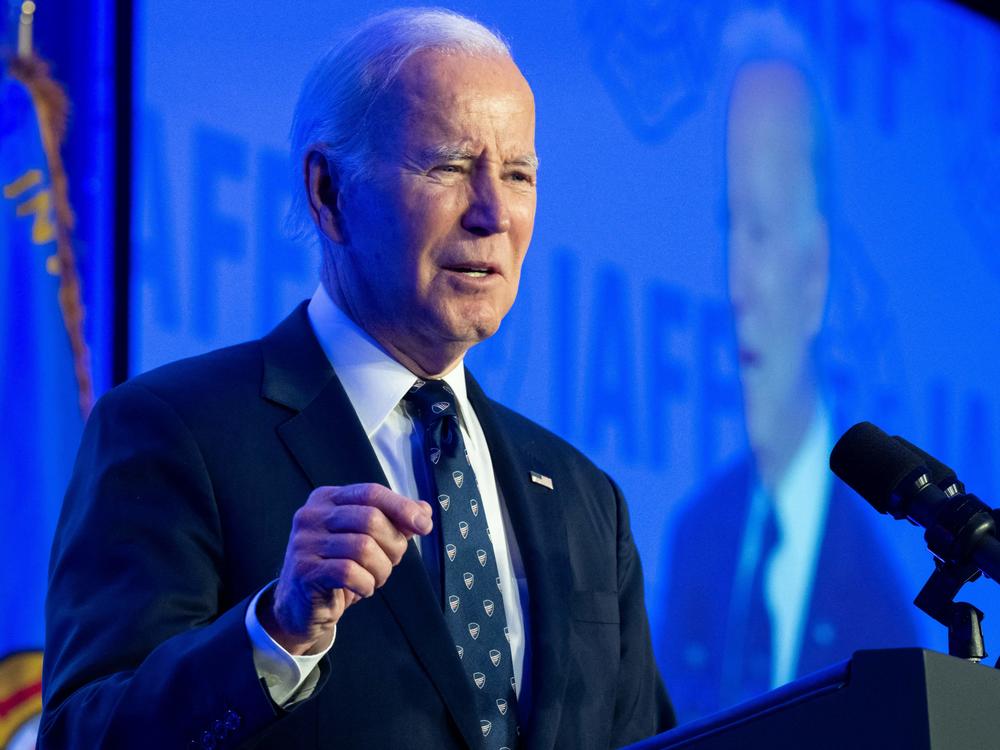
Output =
[
  {"x1": 656, "y1": 58, "x2": 916, "y2": 722},
  {"x1": 660, "y1": 458, "x2": 918, "y2": 720},
  {"x1": 40, "y1": 8, "x2": 672, "y2": 749}
]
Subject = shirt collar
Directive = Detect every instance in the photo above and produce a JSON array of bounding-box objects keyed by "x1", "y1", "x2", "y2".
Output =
[
  {"x1": 306, "y1": 285, "x2": 470, "y2": 437},
  {"x1": 773, "y1": 401, "x2": 834, "y2": 530}
]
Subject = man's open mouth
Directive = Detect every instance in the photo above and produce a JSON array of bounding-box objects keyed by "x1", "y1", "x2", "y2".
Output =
[{"x1": 446, "y1": 265, "x2": 494, "y2": 278}]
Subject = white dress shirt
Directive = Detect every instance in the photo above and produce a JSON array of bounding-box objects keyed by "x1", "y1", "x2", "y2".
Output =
[
  {"x1": 763, "y1": 405, "x2": 833, "y2": 687},
  {"x1": 246, "y1": 286, "x2": 527, "y2": 705}
]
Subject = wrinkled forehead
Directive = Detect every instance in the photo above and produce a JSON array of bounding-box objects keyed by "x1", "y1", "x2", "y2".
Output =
[
  {"x1": 726, "y1": 63, "x2": 820, "y2": 218},
  {"x1": 368, "y1": 49, "x2": 536, "y2": 158}
]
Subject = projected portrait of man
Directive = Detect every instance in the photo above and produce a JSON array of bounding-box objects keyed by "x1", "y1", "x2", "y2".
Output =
[{"x1": 657, "y1": 58, "x2": 918, "y2": 722}]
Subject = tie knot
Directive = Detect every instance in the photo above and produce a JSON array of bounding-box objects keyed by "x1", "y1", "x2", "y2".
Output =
[{"x1": 405, "y1": 378, "x2": 458, "y2": 423}]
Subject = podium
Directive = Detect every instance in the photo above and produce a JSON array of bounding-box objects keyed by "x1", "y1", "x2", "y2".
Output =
[{"x1": 627, "y1": 649, "x2": 1000, "y2": 750}]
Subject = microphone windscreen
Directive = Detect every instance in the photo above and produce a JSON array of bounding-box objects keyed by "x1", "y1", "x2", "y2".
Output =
[
  {"x1": 829, "y1": 422, "x2": 926, "y2": 514},
  {"x1": 893, "y1": 435, "x2": 963, "y2": 493}
]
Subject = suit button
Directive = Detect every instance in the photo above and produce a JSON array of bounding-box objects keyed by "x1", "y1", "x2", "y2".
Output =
[
  {"x1": 200, "y1": 730, "x2": 217, "y2": 749},
  {"x1": 224, "y1": 709, "x2": 241, "y2": 731}
]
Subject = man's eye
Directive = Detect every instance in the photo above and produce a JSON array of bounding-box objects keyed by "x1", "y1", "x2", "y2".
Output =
[
  {"x1": 434, "y1": 164, "x2": 465, "y2": 174},
  {"x1": 508, "y1": 171, "x2": 535, "y2": 184}
]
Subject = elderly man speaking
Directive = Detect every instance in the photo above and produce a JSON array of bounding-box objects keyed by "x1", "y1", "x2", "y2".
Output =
[{"x1": 40, "y1": 8, "x2": 673, "y2": 749}]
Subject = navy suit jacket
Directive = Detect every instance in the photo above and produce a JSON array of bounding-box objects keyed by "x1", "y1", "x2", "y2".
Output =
[
  {"x1": 657, "y1": 456, "x2": 919, "y2": 723},
  {"x1": 40, "y1": 304, "x2": 673, "y2": 749}
]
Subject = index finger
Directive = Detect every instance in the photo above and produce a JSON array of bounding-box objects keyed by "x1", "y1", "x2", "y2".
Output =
[{"x1": 326, "y1": 484, "x2": 433, "y2": 537}]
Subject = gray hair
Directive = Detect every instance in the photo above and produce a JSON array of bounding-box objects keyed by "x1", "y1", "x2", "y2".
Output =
[{"x1": 288, "y1": 7, "x2": 511, "y2": 242}]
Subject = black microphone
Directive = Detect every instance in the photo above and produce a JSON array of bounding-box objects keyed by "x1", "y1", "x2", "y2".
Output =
[
  {"x1": 830, "y1": 422, "x2": 1000, "y2": 581},
  {"x1": 893, "y1": 435, "x2": 966, "y2": 497},
  {"x1": 829, "y1": 422, "x2": 939, "y2": 523}
]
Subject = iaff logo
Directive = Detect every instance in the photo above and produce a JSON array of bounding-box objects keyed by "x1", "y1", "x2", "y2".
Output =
[
  {"x1": 0, "y1": 650, "x2": 42, "y2": 750},
  {"x1": 578, "y1": 0, "x2": 728, "y2": 142}
]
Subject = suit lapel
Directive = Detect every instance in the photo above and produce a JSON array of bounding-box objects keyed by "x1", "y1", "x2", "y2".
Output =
[
  {"x1": 261, "y1": 304, "x2": 390, "y2": 492},
  {"x1": 261, "y1": 304, "x2": 481, "y2": 749},
  {"x1": 466, "y1": 375, "x2": 572, "y2": 750}
]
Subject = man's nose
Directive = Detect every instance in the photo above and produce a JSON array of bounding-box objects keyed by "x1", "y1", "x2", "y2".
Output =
[{"x1": 461, "y1": 171, "x2": 511, "y2": 236}]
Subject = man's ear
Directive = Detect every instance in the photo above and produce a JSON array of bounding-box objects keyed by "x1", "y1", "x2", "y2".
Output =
[{"x1": 305, "y1": 150, "x2": 347, "y2": 245}]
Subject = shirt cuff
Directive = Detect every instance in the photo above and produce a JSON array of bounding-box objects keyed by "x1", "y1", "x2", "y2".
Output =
[{"x1": 245, "y1": 581, "x2": 335, "y2": 706}]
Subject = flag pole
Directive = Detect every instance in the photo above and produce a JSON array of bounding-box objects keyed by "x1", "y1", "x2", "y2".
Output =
[
  {"x1": 10, "y1": 0, "x2": 95, "y2": 417},
  {"x1": 17, "y1": 0, "x2": 36, "y2": 58}
]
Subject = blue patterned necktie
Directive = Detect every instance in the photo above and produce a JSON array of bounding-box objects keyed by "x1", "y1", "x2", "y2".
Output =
[
  {"x1": 721, "y1": 487, "x2": 780, "y2": 707},
  {"x1": 405, "y1": 379, "x2": 520, "y2": 750}
]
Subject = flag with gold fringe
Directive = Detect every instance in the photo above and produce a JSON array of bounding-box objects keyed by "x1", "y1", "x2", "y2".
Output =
[
  {"x1": 1, "y1": 28, "x2": 92, "y2": 747},
  {"x1": 0, "y1": 651, "x2": 42, "y2": 749}
]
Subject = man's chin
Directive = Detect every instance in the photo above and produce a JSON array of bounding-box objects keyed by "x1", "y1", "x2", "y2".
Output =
[
  {"x1": 742, "y1": 400, "x2": 780, "y2": 456},
  {"x1": 393, "y1": 315, "x2": 503, "y2": 373},
  {"x1": 441, "y1": 304, "x2": 508, "y2": 345},
  {"x1": 442, "y1": 321, "x2": 501, "y2": 349}
]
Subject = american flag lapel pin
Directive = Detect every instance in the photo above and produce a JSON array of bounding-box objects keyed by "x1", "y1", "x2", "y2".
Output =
[{"x1": 529, "y1": 470, "x2": 554, "y2": 490}]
